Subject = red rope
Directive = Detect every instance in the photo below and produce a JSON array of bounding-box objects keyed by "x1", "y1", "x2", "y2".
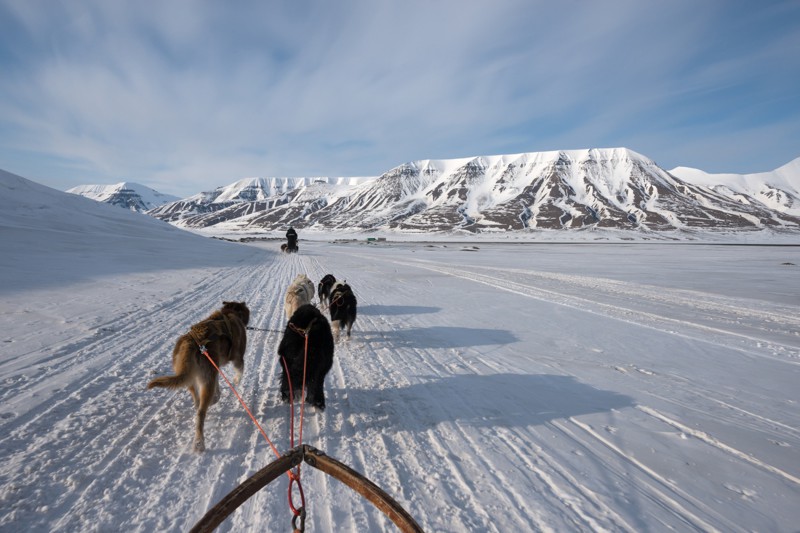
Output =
[
  {"x1": 279, "y1": 329, "x2": 311, "y2": 518},
  {"x1": 200, "y1": 330, "x2": 311, "y2": 520},
  {"x1": 199, "y1": 346, "x2": 281, "y2": 460},
  {"x1": 288, "y1": 469, "x2": 306, "y2": 516},
  {"x1": 298, "y1": 334, "x2": 309, "y2": 447},
  {"x1": 280, "y1": 356, "x2": 296, "y2": 447}
]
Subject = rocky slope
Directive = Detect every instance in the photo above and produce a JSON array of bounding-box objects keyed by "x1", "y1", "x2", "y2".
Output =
[
  {"x1": 148, "y1": 148, "x2": 800, "y2": 234},
  {"x1": 67, "y1": 182, "x2": 179, "y2": 212}
]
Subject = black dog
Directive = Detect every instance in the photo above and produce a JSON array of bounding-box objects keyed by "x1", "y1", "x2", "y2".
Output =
[
  {"x1": 329, "y1": 281, "x2": 357, "y2": 342},
  {"x1": 278, "y1": 304, "x2": 334, "y2": 410},
  {"x1": 317, "y1": 274, "x2": 336, "y2": 308}
]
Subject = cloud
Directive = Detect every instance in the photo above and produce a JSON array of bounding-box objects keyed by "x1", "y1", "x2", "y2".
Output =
[{"x1": 0, "y1": 0, "x2": 798, "y2": 196}]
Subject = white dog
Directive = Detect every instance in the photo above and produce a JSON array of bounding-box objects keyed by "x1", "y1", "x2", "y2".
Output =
[{"x1": 285, "y1": 274, "x2": 315, "y2": 319}]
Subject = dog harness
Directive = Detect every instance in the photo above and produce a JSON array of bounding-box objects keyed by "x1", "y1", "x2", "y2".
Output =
[
  {"x1": 189, "y1": 313, "x2": 237, "y2": 354},
  {"x1": 287, "y1": 317, "x2": 317, "y2": 338},
  {"x1": 329, "y1": 288, "x2": 352, "y2": 308}
]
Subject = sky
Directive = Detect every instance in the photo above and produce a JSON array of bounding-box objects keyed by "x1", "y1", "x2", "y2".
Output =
[{"x1": 1, "y1": 0, "x2": 799, "y2": 198}]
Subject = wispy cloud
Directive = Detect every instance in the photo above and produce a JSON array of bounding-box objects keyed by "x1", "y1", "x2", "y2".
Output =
[{"x1": 1, "y1": 0, "x2": 798, "y2": 196}]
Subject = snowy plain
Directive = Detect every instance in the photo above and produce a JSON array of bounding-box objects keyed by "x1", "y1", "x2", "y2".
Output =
[{"x1": 1, "y1": 170, "x2": 799, "y2": 532}]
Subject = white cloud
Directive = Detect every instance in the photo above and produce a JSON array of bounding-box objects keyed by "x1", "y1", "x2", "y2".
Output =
[{"x1": 0, "y1": 0, "x2": 798, "y2": 196}]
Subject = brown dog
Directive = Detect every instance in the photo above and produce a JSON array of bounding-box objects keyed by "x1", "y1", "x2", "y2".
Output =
[{"x1": 147, "y1": 301, "x2": 250, "y2": 452}]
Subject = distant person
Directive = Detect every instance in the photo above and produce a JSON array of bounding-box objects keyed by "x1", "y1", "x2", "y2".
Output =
[{"x1": 286, "y1": 226, "x2": 298, "y2": 251}]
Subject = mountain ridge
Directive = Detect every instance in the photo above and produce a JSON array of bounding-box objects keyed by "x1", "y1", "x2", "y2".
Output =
[
  {"x1": 70, "y1": 147, "x2": 800, "y2": 234},
  {"x1": 670, "y1": 159, "x2": 800, "y2": 217},
  {"x1": 66, "y1": 182, "x2": 180, "y2": 212}
]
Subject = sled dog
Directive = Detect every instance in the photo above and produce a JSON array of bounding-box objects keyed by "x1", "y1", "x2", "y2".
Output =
[
  {"x1": 329, "y1": 281, "x2": 357, "y2": 342},
  {"x1": 317, "y1": 274, "x2": 337, "y2": 308},
  {"x1": 147, "y1": 301, "x2": 250, "y2": 452},
  {"x1": 278, "y1": 304, "x2": 335, "y2": 410},
  {"x1": 284, "y1": 274, "x2": 315, "y2": 319}
]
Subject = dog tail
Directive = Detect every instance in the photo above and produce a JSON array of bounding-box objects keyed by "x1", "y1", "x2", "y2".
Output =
[{"x1": 147, "y1": 373, "x2": 190, "y2": 390}]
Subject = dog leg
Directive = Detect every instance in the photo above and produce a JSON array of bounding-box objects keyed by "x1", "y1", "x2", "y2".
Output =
[
  {"x1": 233, "y1": 362, "x2": 243, "y2": 386},
  {"x1": 189, "y1": 385, "x2": 199, "y2": 408},
  {"x1": 332, "y1": 320, "x2": 341, "y2": 342},
  {"x1": 279, "y1": 366, "x2": 290, "y2": 403},
  {"x1": 211, "y1": 380, "x2": 221, "y2": 406},
  {"x1": 194, "y1": 383, "x2": 215, "y2": 452},
  {"x1": 305, "y1": 375, "x2": 325, "y2": 411},
  {"x1": 312, "y1": 375, "x2": 326, "y2": 411}
]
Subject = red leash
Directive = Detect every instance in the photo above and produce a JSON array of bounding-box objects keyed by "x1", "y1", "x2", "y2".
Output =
[
  {"x1": 201, "y1": 341, "x2": 308, "y2": 529},
  {"x1": 280, "y1": 325, "x2": 312, "y2": 525},
  {"x1": 199, "y1": 345, "x2": 281, "y2": 460}
]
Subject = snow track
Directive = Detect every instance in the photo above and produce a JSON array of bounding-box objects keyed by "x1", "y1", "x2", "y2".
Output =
[
  {"x1": 1, "y1": 241, "x2": 799, "y2": 532},
  {"x1": 356, "y1": 254, "x2": 800, "y2": 364}
]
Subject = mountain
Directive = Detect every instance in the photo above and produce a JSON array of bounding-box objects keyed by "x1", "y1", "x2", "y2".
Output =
[
  {"x1": 147, "y1": 176, "x2": 373, "y2": 227},
  {"x1": 670, "y1": 157, "x2": 800, "y2": 217},
  {"x1": 67, "y1": 182, "x2": 180, "y2": 212},
  {"x1": 148, "y1": 148, "x2": 800, "y2": 234},
  {"x1": 1, "y1": 169, "x2": 252, "y2": 292}
]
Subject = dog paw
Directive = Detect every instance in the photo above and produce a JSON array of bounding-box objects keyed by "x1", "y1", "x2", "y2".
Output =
[{"x1": 194, "y1": 439, "x2": 206, "y2": 453}]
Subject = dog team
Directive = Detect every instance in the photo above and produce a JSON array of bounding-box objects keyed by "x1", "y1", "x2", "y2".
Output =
[{"x1": 147, "y1": 272, "x2": 356, "y2": 452}]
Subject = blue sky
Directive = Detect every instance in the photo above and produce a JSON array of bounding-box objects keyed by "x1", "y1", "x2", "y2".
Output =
[{"x1": 1, "y1": 0, "x2": 798, "y2": 198}]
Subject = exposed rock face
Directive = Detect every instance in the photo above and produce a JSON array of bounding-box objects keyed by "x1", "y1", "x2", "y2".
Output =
[
  {"x1": 67, "y1": 182, "x2": 179, "y2": 212},
  {"x1": 145, "y1": 148, "x2": 800, "y2": 234}
]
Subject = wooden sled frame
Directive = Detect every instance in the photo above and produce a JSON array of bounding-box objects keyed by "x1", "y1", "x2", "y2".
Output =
[{"x1": 190, "y1": 445, "x2": 424, "y2": 532}]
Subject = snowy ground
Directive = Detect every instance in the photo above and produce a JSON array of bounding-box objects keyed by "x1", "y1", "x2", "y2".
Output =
[{"x1": 2, "y1": 174, "x2": 800, "y2": 532}]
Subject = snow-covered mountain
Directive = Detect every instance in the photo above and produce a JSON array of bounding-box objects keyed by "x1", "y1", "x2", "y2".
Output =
[
  {"x1": 148, "y1": 148, "x2": 800, "y2": 234},
  {"x1": 147, "y1": 176, "x2": 373, "y2": 227},
  {"x1": 67, "y1": 182, "x2": 180, "y2": 212},
  {"x1": 671, "y1": 158, "x2": 800, "y2": 217},
  {"x1": 1, "y1": 169, "x2": 249, "y2": 292}
]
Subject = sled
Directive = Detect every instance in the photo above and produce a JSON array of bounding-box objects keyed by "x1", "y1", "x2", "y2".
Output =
[{"x1": 190, "y1": 445, "x2": 423, "y2": 532}]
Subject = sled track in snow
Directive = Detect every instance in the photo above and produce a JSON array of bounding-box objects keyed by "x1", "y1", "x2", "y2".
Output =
[
  {"x1": 636, "y1": 406, "x2": 800, "y2": 485},
  {"x1": 3, "y1": 243, "x2": 799, "y2": 532},
  {"x1": 299, "y1": 248, "x2": 711, "y2": 532},
  {"x1": 563, "y1": 417, "x2": 728, "y2": 533},
  {"x1": 328, "y1": 248, "x2": 800, "y2": 531},
  {"x1": 350, "y1": 253, "x2": 800, "y2": 365}
]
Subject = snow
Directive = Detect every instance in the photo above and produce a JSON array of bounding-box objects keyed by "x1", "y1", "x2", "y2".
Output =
[
  {"x1": 2, "y1": 168, "x2": 800, "y2": 532},
  {"x1": 671, "y1": 157, "x2": 800, "y2": 194},
  {"x1": 671, "y1": 158, "x2": 800, "y2": 216},
  {"x1": 211, "y1": 177, "x2": 376, "y2": 204},
  {"x1": 66, "y1": 182, "x2": 180, "y2": 210}
]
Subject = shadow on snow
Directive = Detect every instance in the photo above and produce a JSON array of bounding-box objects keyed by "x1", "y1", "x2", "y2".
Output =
[
  {"x1": 358, "y1": 304, "x2": 441, "y2": 316},
  {"x1": 356, "y1": 326, "x2": 519, "y2": 349},
  {"x1": 330, "y1": 373, "x2": 633, "y2": 431}
]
